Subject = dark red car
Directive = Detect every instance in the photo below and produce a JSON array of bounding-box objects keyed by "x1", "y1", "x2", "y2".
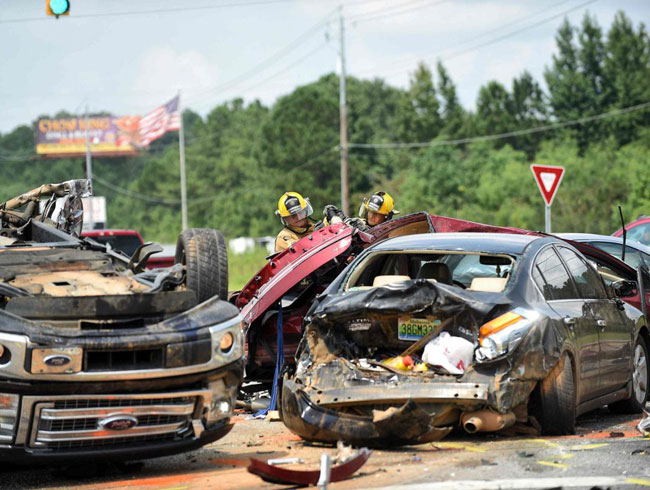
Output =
[{"x1": 613, "y1": 215, "x2": 650, "y2": 247}]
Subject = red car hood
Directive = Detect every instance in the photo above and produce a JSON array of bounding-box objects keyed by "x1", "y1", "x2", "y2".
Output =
[{"x1": 237, "y1": 223, "x2": 362, "y2": 327}]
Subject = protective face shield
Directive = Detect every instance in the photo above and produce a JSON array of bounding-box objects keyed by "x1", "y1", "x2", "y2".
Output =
[
  {"x1": 276, "y1": 192, "x2": 313, "y2": 229},
  {"x1": 359, "y1": 191, "x2": 397, "y2": 221}
]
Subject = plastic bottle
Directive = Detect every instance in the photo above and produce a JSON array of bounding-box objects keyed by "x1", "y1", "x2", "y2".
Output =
[{"x1": 382, "y1": 355, "x2": 414, "y2": 371}]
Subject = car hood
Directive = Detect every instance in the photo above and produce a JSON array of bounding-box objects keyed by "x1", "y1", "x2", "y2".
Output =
[{"x1": 237, "y1": 223, "x2": 361, "y2": 327}]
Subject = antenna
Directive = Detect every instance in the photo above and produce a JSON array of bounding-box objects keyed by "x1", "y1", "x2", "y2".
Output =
[{"x1": 618, "y1": 205, "x2": 626, "y2": 263}]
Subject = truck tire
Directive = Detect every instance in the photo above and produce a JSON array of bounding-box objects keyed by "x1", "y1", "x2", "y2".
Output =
[
  {"x1": 609, "y1": 336, "x2": 649, "y2": 414},
  {"x1": 175, "y1": 229, "x2": 228, "y2": 302},
  {"x1": 536, "y1": 353, "x2": 576, "y2": 435}
]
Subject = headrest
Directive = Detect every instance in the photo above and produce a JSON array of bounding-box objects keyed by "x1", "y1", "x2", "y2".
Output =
[
  {"x1": 468, "y1": 277, "x2": 508, "y2": 292},
  {"x1": 416, "y1": 261, "x2": 452, "y2": 284},
  {"x1": 372, "y1": 275, "x2": 411, "y2": 287}
]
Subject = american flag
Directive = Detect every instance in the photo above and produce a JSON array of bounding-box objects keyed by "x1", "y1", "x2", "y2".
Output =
[{"x1": 138, "y1": 95, "x2": 181, "y2": 146}]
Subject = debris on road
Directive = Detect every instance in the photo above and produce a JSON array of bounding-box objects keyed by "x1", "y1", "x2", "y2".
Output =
[
  {"x1": 247, "y1": 447, "x2": 371, "y2": 485},
  {"x1": 638, "y1": 410, "x2": 650, "y2": 437}
]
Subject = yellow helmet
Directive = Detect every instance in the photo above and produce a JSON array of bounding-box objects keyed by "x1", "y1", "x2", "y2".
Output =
[
  {"x1": 361, "y1": 191, "x2": 397, "y2": 218},
  {"x1": 276, "y1": 191, "x2": 313, "y2": 222}
]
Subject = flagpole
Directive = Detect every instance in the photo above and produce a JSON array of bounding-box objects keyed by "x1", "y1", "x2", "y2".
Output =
[
  {"x1": 84, "y1": 105, "x2": 95, "y2": 230},
  {"x1": 178, "y1": 89, "x2": 188, "y2": 231}
]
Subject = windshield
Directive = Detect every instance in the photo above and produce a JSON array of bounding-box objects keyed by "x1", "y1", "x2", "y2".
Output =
[{"x1": 343, "y1": 250, "x2": 516, "y2": 292}]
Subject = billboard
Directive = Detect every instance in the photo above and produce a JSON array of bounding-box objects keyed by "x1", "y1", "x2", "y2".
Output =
[{"x1": 36, "y1": 116, "x2": 142, "y2": 157}]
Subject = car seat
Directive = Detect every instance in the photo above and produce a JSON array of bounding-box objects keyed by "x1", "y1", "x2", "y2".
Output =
[{"x1": 416, "y1": 261, "x2": 452, "y2": 285}]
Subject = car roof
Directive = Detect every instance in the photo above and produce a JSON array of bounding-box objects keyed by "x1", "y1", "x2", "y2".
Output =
[
  {"x1": 557, "y1": 233, "x2": 650, "y2": 254},
  {"x1": 370, "y1": 232, "x2": 541, "y2": 255}
]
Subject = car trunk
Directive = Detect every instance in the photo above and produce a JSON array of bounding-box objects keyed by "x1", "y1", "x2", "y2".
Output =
[{"x1": 282, "y1": 280, "x2": 521, "y2": 445}]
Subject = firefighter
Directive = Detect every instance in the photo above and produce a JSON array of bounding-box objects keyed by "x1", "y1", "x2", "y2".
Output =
[
  {"x1": 359, "y1": 190, "x2": 398, "y2": 227},
  {"x1": 322, "y1": 191, "x2": 398, "y2": 231},
  {"x1": 274, "y1": 191, "x2": 315, "y2": 252}
]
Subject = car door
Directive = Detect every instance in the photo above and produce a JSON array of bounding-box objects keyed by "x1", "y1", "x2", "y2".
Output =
[
  {"x1": 531, "y1": 246, "x2": 601, "y2": 402},
  {"x1": 556, "y1": 246, "x2": 633, "y2": 395}
]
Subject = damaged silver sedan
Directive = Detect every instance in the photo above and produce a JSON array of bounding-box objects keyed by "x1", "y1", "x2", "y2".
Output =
[{"x1": 282, "y1": 233, "x2": 650, "y2": 446}]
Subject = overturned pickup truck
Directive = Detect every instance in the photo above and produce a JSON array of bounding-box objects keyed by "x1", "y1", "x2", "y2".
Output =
[
  {"x1": 0, "y1": 181, "x2": 242, "y2": 462},
  {"x1": 282, "y1": 233, "x2": 649, "y2": 446}
]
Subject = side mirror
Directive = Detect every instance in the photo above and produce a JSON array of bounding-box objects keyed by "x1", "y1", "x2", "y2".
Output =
[
  {"x1": 612, "y1": 279, "x2": 637, "y2": 298},
  {"x1": 128, "y1": 242, "x2": 163, "y2": 273}
]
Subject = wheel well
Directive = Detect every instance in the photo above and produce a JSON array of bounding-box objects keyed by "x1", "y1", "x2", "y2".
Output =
[
  {"x1": 530, "y1": 350, "x2": 576, "y2": 410},
  {"x1": 638, "y1": 326, "x2": 650, "y2": 351}
]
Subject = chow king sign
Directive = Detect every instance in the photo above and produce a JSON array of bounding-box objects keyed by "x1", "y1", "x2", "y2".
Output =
[{"x1": 35, "y1": 115, "x2": 143, "y2": 157}]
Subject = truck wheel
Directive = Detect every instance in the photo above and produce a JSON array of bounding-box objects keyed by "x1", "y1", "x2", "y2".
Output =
[
  {"x1": 536, "y1": 353, "x2": 576, "y2": 435},
  {"x1": 175, "y1": 229, "x2": 228, "y2": 302},
  {"x1": 610, "y1": 336, "x2": 649, "y2": 414}
]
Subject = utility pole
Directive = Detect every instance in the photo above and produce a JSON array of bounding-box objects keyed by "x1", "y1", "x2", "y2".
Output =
[
  {"x1": 338, "y1": 5, "x2": 349, "y2": 216},
  {"x1": 178, "y1": 89, "x2": 188, "y2": 230},
  {"x1": 84, "y1": 106, "x2": 94, "y2": 230}
]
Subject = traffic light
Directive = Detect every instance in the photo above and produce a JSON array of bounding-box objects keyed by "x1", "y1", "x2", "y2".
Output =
[{"x1": 46, "y1": 0, "x2": 70, "y2": 18}]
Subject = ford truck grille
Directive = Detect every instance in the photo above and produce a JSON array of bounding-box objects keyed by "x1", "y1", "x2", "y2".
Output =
[{"x1": 24, "y1": 392, "x2": 206, "y2": 451}]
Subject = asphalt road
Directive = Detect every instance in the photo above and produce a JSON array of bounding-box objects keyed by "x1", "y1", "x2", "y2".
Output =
[{"x1": 3, "y1": 408, "x2": 650, "y2": 490}]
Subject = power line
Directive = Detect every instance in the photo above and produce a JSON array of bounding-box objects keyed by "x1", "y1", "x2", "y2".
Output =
[
  {"x1": 182, "y1": 8, "x2": 338, "y2": 106},
  {"x1": 439, "y1": 0, "x2": 598, "y2": 64},
  {"x1": 354, "y1": 0, "x2": 591, "y2": 77},
  {"x1": 347, "y1": 100, "x2": 650, "y2": 150},
  {"x1": 0, "y1": 0, "x2": 310, "y2": 25},
  {"x1": 350, "y1": 0, "x2": 448, "y2": 24},
  {"x1": 200, "y1": 42, "x2": 328, "y2": 109},
  {"x1": 93, "y1": 175, "x2": 215, "y2": 206}
]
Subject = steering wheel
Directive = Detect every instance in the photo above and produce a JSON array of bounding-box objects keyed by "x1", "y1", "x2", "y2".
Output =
[{"x1": 453, "y1": 280, "x2": 466, "y2": 289}]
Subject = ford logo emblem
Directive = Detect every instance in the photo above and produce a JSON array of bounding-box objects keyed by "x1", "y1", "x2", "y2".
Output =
[
  {"x1": 99, "y1": 415, "x2": 138, "y2": 431},
  {"x1": 43, "y1": 354, "x2": 72, "y2": 367}
]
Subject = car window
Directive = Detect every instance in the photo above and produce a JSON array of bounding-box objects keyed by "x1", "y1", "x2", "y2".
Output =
[
  {"x1": 590, "y1": 241, "x2": 644, "y2": 269},
  {"x1": 344, "y1": 251, "x2": 515, "y2": 290},
  {"x1": 444, "y1": 254, "x2": 510, "y2": 284},
  {"x1": 557, "y1": 246, "x2": 607, "y2": 299},
  {"x1": 627, "y1": 222, "x2": 650, "y2": 246},
  {"x1": 532, "y1": 247, "x2": 578, "y2": 300}
]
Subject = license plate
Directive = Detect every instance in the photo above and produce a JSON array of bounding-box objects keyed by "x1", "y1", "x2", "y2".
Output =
[{"x1": 397, "y1": 316, "x2": 441, "y2": 341}]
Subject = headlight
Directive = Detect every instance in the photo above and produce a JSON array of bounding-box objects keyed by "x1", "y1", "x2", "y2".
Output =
[
  {"x1": 476, "y1": 308, "x2": 538, "y2": 361},
  {"x1": 209, "y1": 316, "x2": 244, "y2": 367},
  {"x1": 0, "y1": 393, "x2": 19, "y2": 443}
]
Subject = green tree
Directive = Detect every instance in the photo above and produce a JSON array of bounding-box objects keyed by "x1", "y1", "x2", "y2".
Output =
[{"x1": 436, "y1": 61, "x2": 465, "y2": 137}]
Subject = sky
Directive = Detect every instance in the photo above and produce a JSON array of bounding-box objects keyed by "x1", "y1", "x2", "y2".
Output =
[{"x1": 1, "y1": 0, "x2": 649, "y2": 134}]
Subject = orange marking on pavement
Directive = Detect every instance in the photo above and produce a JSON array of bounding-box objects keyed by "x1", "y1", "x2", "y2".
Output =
[{"x1": 209, "y1": 458, "x2": 250, "y2": 467}]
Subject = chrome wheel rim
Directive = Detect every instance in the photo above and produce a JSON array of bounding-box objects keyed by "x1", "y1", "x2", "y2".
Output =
[{"x1": 633, "y1": 343, "x2": 648, "y2": 405}]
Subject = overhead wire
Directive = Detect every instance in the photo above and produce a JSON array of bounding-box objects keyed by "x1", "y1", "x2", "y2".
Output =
[
  {"x1": 349, "y1": 0, "x2": 448, "y2": 25},
  {"x1": 354, "y1": 0, "x2": 592, "y2": 77},
  {"x1": 92, "y1": 175, "x2": 215, "y2": 206},
  {"x1": 181, "y1": 7, "x2": 339, "y2": 106},
  {"x1": 347, "y1": 100, "x2": 650, "y2": 150},
  {"x1": 0, "y1": 0, "x2": 312, "y2": 25}
]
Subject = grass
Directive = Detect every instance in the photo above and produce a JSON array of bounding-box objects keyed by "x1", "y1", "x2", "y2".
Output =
[{"x1": 228, "y1": 247, "x2": 270, "y2": 292}]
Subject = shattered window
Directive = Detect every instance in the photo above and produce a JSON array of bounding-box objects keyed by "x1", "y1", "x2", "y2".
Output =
[
  {"x1": 557, "y1": 247, "x2": 607, "y2": 300},
  {"x1": 345, "y1": 251, "x2": 515, "y2": 290},
  {"x1": 533, "y1": 247, "x2": 577, "y2": 300}
]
